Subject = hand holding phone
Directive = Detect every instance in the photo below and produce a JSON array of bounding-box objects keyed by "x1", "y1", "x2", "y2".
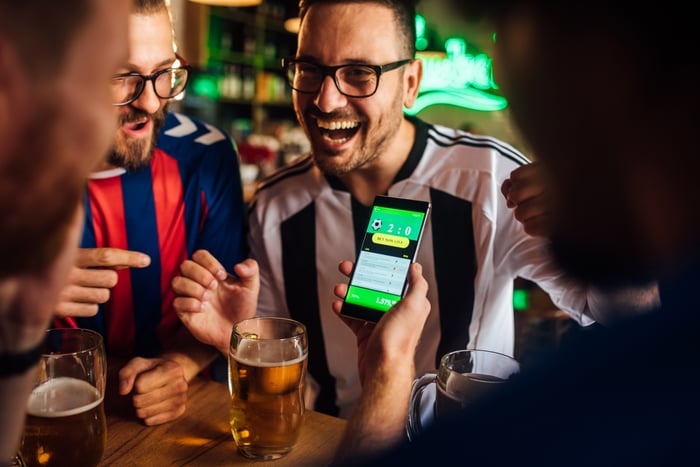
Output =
[{"x1": 340, "y1": 195, "x2": 430, "y2": 322}]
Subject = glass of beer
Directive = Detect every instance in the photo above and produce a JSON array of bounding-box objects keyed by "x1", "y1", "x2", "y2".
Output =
[
  {"x1": 406, "y1": 348, "x2": 520, "y2": 441},
  {"x1": 18, "y1": 328, "x2": 107, "y2": 467},
  {"x1": 228, "y1": 317, "x2": 308, "y2": 460}
]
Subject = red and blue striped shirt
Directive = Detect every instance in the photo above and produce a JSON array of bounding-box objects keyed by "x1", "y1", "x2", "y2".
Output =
[{"x1": 71, "y1": 112, "x2": 246, "y2": 358}]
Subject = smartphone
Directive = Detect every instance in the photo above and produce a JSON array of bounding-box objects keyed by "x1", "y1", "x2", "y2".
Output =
[{"x1": 340, "y1": 195, "x2": 431, "y2": 323}]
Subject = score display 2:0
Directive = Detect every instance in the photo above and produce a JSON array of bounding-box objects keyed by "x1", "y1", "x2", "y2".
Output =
[{"x1": 367, "y1": 206, "x2": 426, "y2": 241}]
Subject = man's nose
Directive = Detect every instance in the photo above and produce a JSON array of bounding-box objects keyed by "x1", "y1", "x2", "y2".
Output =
[
  {"x1": 313, "y1": 75, "x2": 348, "y2": 112},
  {"x1": 130, "y1": 82, "x2": 162, "y2": 115}
]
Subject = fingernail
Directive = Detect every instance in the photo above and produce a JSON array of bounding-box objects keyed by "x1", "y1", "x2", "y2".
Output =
[
  {"x1": 216, "y1": 269, "x2": 227, "y2": 281},
  {"x1": 203, "y1": 291, "x2": 211, "y2": 301}
]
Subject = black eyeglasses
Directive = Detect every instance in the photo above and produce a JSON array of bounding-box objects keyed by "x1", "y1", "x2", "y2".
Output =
[
  {"x1": 282, "y1": 57, "x2": 412, "y2": 98},
  {"x1": 112, "y1": 63, "x2": 190, "y2": 106}
]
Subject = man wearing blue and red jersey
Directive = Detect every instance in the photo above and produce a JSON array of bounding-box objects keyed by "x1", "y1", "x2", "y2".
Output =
[
  {"x1": 77, "y1": 111, "x2": 245, "y2": 358},
  {"x1": 53, "y1": 0, "x2": 247, "y2": 426}
]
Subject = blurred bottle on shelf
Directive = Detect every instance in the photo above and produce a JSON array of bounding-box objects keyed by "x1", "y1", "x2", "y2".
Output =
[{"x1": 218, "y1": 65, "x2": 242, "y2": 99}]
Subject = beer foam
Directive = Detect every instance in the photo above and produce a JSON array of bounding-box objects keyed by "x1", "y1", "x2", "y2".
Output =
[
  {"x1": 27, "y1": 377, "x2": 103, "y2": 418},
  {"x1": 234, "y1": 353, "x2": 307, "y2": 368},
  {"x1": 235, "y1": 339, "x2": 307, "y2": 366}
]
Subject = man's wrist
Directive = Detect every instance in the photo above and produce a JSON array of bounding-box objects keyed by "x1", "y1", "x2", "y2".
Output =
[{"x1": 0, "y1": 335, "x2": 45, "y2": 378}]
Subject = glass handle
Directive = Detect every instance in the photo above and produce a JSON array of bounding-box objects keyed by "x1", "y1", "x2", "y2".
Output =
[
  {"x1": 405, "y1": 372, "x2": 437, "y2": 442},
  {"x1": 9, "y1": 452, "x2": 26, "y2": 467}
]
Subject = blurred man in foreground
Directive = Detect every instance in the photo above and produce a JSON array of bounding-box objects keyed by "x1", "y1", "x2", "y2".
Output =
[
  {"x1": 333, "y1": 2, "x2": 700, "y2": 465},
  {"x1": 0, "y1": 0, "x2": 129, "y2": 459}
]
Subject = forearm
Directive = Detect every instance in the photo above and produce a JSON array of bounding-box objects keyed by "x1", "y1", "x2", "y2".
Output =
[
  {"x1": 160, "y1": 327, "x2": 219, "y2": 381},
  {"x1": 334, "y1": 363, "x2": 413, "y2": 465}
]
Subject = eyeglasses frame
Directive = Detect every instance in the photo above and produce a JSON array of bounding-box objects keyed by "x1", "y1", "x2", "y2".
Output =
[
  {"x1": 282, "y1": 57, "x2": 413, "y2": 98},
  {"x1": 112, "y1": 54, "x2": 191, "y2": 107}
]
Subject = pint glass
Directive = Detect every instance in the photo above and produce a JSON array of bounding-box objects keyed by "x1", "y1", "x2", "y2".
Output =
[
  {"x1": 19, "y1": 328, "x2": 107, "y2": 467},
  {"x1": 228, "y1": 317, "x2": 308, "y2": 460}
]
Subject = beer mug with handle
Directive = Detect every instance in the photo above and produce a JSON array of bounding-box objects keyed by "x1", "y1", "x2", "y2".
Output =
[
  {"x1": 406, "y1": 348, "x2": 520, "y2": 441},
  {"x1": 228, "y1": 317, "x2": 308, "y2": 460},
  {"x1": 18, "y1": 328, "x2": 107, "y2": 467}
]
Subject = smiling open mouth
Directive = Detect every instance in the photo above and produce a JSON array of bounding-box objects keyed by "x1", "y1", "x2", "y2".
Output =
[
  {"x1": 317, "y1": 119, "x2": 361, "y2": 143},
  {"x1": 121, "y1": 117, "x2": 150, "y2": 132},
  {"x1": 129, "y1": 121, "x2": 148, "y2": 131}
]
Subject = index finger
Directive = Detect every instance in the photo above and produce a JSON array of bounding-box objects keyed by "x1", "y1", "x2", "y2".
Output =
[
  {"x1": 191, "y1": 249, "x2": 228, "y2": 281},
  {"x1": 76, "y1": 247, "x2": 151, "y2": 270}
]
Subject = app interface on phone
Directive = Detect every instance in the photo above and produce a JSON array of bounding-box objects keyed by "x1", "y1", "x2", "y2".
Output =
[{"x1": 345, "y1": 205, "x2": 426, "y2": 312}]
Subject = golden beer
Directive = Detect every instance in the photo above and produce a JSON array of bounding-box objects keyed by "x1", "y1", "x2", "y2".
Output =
[
  {"x1": 20, "y1": 377, "x2": 106, "y2": 467},
  {"x1": 228, "y1": 317, "x2": 308, "y2": 460}
]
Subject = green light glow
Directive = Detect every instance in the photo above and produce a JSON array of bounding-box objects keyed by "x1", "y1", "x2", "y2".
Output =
[
  {"x1": 420, "y1": 37, "x2": 498, "y2": 93},
  {"x1": 415, "y1": 14, "x2": 426, "y2": 39},
  {"x1": 415, "y1": 15, "x2": 428, "y2": 51},
  {"x1": 513, "y1": 289, "x2": 529, "y2": 311},
  {"x1": 191, "y1": 75, "x2": 220, "y2": 100},
  {"x1": 409, "y1": 37, "x2": 507, "y2": 113},
  {"x1": 405, "y1": 89, "x2": 507, "y2": 115}
]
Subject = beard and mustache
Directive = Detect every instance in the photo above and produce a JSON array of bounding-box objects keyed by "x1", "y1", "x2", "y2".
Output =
[{"x1": 108, "y1": 103, "x2": 169, "y2": 172}]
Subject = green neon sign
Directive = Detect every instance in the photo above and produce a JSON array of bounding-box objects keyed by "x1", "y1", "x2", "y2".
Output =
[{"x1": 409, "y1": 17, "x2": 507, "y2": 113}]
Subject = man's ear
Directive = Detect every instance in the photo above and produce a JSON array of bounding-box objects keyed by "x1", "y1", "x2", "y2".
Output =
[{"x1": 402, "y1": 58, "x2": 422, "y2": 109}]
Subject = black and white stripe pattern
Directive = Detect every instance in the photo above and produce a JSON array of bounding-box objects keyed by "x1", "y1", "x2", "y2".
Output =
[{"x1": 248, "y1": 118, "x2": 590, "y2": 418}]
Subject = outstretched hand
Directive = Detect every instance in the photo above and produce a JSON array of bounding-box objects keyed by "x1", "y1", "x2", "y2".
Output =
[{"x1": 172, "y1": 250, "x2": 259, "y2": 355}]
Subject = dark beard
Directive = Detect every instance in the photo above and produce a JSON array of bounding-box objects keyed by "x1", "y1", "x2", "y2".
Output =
[{"x1": 109, "y1": 103, "x2": 168, "y2": 172}]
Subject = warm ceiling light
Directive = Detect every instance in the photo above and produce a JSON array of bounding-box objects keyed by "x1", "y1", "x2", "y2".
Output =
[
  {"x1": 284, "y1": 17, "x2": 300, "y2": 33},
  {"x1": 188, "y1": 0, "x2": 262, "y2": 6}
]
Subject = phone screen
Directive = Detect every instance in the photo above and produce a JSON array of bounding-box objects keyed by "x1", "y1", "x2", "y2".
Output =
[{"x1": 341, "y1": 196, "x2": 430, "y2": 322}]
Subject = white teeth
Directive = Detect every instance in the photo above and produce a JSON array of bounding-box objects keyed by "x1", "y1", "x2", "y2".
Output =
[
  {"x1": 317, "y1": 119, "x2": 360, "y2": 130},
  {"x1": 322, "y1": 134, "x2": 350, "y2": 144}
]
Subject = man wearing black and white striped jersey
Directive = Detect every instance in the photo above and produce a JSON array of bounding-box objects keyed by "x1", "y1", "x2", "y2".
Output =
[{"x1": 171, "y1": 0, "x2": 656, "y2": 420}]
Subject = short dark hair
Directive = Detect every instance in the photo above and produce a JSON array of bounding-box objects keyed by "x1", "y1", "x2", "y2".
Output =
[
  {"x1": 298, "y1": 0, "x2": 418, "y2": 58},
  {"x1": 133, "y1": 0, "x2": 169, "y2": 14},
  {"x1": 132, "y1": 0, "x2": 177, "y2": 46}
]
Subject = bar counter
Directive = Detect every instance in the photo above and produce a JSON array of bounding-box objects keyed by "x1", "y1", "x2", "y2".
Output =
[{"x1": 102, "y1": 375, "x2": 346, "y2": 466}]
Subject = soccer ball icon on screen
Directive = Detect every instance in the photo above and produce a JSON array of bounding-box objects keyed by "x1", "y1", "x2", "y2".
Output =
[{"x1": 371, "y1": 218, "x2": 382, "y2": 231}]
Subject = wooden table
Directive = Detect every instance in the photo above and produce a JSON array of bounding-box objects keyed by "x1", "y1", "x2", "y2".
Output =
[{"x1": 102, "y1": 377, "x2": 346, "y2": 466}]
